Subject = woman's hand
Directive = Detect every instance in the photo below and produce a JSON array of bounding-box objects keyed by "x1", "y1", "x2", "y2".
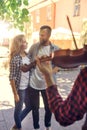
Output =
[
  {"x1": 10, "y1": 80, "x2": 20, "y2": 102},
  {"x1": 21, "y1": 64, "x2": 29, "y2": 72},
  {"x1": 14, "y1": 93, "x2": 20, "y2": 102}
]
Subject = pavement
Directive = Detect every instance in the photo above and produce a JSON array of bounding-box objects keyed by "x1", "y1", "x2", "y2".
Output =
[{"x1": 0, "y1": 66, "x2": 86, "y2": 130}]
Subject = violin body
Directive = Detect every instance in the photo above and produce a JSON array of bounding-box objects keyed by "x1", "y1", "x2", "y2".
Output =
[{"x1": 52, "y1": 48, "x2": 87, "y2": 68}]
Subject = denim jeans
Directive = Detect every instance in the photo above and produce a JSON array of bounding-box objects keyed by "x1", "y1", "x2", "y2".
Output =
[
  {"x1": 28, "y1": 86, "x2": 52, "y2": 129},
  {"x1": 14, "y1": 87, "x2": 31, "y2": 129}
]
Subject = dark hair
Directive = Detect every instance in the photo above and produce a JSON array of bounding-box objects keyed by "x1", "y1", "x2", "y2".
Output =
[{"x1": 40, "y1": 25, "x2": 52, "y2": 35}]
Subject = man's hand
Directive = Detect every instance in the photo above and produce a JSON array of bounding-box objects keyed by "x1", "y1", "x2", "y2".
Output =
[
  {"x1": 36, "y1": 58, "x2": 55, "y2": 87},
  {"x1": 36, "y1": 58, "x2": 52, "y2": 76},
  {"x1": 52, "y1": 66, "x2": 59, "y2": 73}
]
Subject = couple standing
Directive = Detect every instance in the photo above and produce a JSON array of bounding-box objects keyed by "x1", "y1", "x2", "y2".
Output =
[{"x1": 9, "y1": 25, "x2": 59, "y2": 130}]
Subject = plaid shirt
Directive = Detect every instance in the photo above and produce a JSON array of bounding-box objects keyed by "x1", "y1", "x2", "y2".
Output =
[
  {"x1": 46, "y1": 67, "x2": 87, "y2": 126},
  {"x1": 9, "y1": 55, "x2": 22, "y2": 90}
]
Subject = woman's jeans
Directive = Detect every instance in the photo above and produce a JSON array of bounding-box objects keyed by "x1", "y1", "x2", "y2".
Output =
[
  {"x1": 14, "y1": 87, "x2": 31, "y2": 129},
  {"x1": 29, "y1": 86, "x2": 52, "y2": 129}
]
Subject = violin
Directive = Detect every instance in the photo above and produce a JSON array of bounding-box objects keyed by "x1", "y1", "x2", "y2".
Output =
[
  {"x1": 52, "y1": 16, "x2": 87, "y2": 68},
  {"x1": 52, "y1": 44, "x2": 87, "y2": 68},
  {"x1": 21, "y1": 16, "x2": 87, "y2": 72},
  {"x1": 21, "y1": 44, "x2": 87, "y2": 72}
]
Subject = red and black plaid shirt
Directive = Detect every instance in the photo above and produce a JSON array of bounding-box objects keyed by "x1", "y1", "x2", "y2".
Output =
[{"x1": 46, "y1": 67, "x2": 87, "y2": 126}]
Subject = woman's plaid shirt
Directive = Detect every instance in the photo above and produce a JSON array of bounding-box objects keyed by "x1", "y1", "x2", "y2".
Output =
[
  {"x1": 9, "y1": 55, "x2": 22, "y2": 90},
  {"x1": 46, "y1": 67, "x2": 87, "y2": 126}
]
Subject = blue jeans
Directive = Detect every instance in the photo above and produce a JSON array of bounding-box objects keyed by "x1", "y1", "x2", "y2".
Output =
[{"x1": 14, "y1": 87, "x2": 31, "y2": 129}]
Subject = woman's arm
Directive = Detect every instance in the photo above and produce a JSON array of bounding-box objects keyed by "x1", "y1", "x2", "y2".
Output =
[
  {"x1": 10, "y1": 80, "x2": 19, "y2": 102},
  {"x1": 9, "y1": 58, "x2": 19, "y2": 102}
]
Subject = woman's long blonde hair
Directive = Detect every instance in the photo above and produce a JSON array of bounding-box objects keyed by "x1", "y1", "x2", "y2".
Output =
[{"x1": 9, "y1": 34, "x2": 25, "y2": 62}]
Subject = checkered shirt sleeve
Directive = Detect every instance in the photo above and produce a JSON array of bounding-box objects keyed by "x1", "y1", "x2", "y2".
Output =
[
  {"x1": 9, "y1": 55, "x2": 21, "y2": 88},
  {"x1": 46, "y1": 67, "x2": 87, "y2": 126},
  {"x1": 9, "y1": 58, "x2": 16, "y2": 80}
]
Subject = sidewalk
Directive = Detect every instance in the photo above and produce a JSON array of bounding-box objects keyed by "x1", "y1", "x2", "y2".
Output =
[
  {"x1": 0, "y1": 107, "x2": 86, "y2": 130},
  {"x1": 0, "y1": 67, "x2": 86, "y2": 130}
]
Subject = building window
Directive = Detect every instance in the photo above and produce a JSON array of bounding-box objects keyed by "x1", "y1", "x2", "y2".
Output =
[
  {"x1": 35, "y1": 9, "x2": 40, "y2": 23},
  {"x1": 46, "y1": 5, "x2": 52, "y2": 21},
  {"x1": 73, "y1": 0, "x2": 80, "y2": 16}
]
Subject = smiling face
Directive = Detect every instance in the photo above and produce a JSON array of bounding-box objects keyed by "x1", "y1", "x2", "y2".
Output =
[
  {"x1": 21, "y1": 37, "x2": 27, "y2": 50},
  {"x1": 39, "y1": 29, "x2": 51, "y2": 45},
  {"x1": 10, "y1": 34, "x2": 28, "y2": 59}
]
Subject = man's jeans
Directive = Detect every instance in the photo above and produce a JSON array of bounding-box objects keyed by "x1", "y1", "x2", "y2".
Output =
[
  {"x1": 14, "y1": 87, "x2": 31, "y2": 129},
  {"x1": 29, "y1": 86, "x2": 52, "y2": 129}
]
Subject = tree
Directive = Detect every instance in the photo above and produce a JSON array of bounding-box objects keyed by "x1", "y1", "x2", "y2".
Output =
[{"x1": 0, "y1": 0, "x2": 30, "y2": 31}]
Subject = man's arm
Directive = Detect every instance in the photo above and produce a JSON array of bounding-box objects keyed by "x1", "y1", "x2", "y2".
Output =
[{"x1": 36, "y1": 58, "x2": 87, "y2": 126}]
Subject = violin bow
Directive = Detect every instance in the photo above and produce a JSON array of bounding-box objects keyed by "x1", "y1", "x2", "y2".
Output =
[{"x1": 66, "y1": 16, "x2": 78, "y2": 49}]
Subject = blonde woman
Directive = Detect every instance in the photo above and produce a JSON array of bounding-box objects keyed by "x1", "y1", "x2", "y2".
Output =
[{"x1": 9, "y1": 34, "x2": 31, "y2": 130}]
